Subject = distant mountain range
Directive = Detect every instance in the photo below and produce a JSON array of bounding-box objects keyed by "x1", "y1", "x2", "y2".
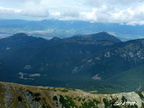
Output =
[
  {"x1": 1, "y1": 19, "x2": 144, "y2": 41},
  {"x1": 0, "y1": 32, "x2": 144, "y2": 93}
]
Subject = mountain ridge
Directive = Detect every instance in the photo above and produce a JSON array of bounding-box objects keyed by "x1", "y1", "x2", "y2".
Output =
[
  {"x1": 1, "y1": 19, "x2": 144, "y2": 41},
  {"x1": 0, "y1": 32, "x2": 144, "y2": 93},
  {"x1": 66, "y1": 32, "x2": 122, "y2": 43},
  {"x1": 0, "y1": 81, "x2": 143, "y2": 108}
]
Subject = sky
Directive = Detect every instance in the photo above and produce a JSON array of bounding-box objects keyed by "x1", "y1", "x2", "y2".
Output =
[{"x1": 0, "y1": 0, "x2": 144, "y2": 25}]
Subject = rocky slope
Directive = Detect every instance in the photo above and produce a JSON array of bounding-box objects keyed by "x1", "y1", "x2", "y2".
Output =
[{"x1": 0, "y1": 82, "x2": 144, "y2": 108}]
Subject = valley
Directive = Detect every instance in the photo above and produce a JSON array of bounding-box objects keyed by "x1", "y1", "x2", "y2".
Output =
[{"x1": 0, "y1": 32, "x2": 144, "y2": 93}]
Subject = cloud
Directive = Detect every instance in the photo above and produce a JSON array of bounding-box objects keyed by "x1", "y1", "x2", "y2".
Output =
[
  {"x1": 1, "y1": 0, "x2": 144, "y2": 25},
  {"x1": 18, "y1": 0, "x2": 79, "y2": 18},
  {"x1": 61, "y1": 8, "x2": 80, "y2": 19},
  {"x1": 108, "y1": 4, "x2": 144, "y2": 25},
  {"x1": 79, "y1": 0, "x2": 144, "y2": 25},
  {"x1": 0, "y1": 7, "x2": 20, "y2": 15},
  {"x1": 20, "y1": 1, "x2": 49, "y2": 17},
  {"x1": 0, "y1": 0, "x2": 27, "y2": 3},
  {"x1": 85, "y1": 0, "x2": 143, "y2": 7}
]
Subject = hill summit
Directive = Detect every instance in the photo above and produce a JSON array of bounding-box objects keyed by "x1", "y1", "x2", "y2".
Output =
[
  {"x1": 70, "y1": 32, "x2": 121, "y2": 43},
  {"x1": 89, "y1": 32, "x2": 121, "y2": 43}
]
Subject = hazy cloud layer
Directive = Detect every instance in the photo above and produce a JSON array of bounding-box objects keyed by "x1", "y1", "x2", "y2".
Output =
[
  {"x1": 85, "y1": 0, "x2": 143, "y2": 7},
  {"x1": 0, "y1": 0, "x2": 144, "y2": 25},
  {"x1": 20, "y1": 1, "x2": 49, "y2": 17},
  {"x1": 0, "y1": 7, "x2": 20, "y2": 15}
]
